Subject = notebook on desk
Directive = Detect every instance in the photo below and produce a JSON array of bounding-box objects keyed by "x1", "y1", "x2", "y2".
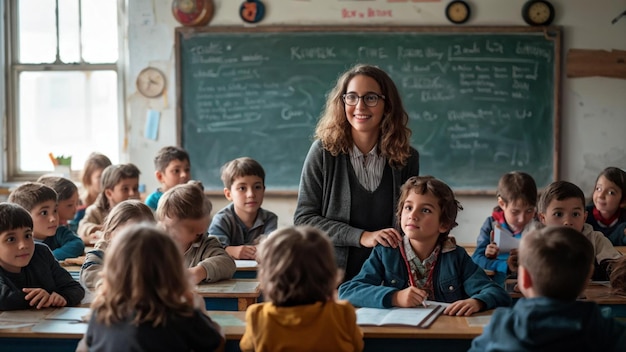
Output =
[{"x1": 356, "y1": 303, "x2": 445, "y2": 328}]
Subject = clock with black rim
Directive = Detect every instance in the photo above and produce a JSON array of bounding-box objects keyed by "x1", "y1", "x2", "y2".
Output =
[
  {"x1": 522, "y1": 0, "x2": 555, "y2": 26},
  {"x1": 445, "y1": 1, "x2": 471, "y2": 25}
]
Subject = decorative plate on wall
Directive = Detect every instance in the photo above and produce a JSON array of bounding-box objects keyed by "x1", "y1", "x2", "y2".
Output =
[{"x1": 172, "y1": 0, "x2": 214, "y2": 27}]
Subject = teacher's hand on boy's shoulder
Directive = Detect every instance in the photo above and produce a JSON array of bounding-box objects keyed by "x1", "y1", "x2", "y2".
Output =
[
  {"x1": 391, "y1": 286, "x2": 428, "y2": 308},
  {"x1": 359, "y1": 228, "x2": 402, "y2": 248}
]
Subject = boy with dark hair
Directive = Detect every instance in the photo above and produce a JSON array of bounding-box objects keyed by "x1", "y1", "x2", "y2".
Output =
[
  {"x1": 9, "y1": 182, "x2": 84, "y2": 260},
  {"x1": 472, "y1": 171, "x2": 539, "y2": 285},
  {"x1": 209, "y1": 157, "x2": 278, "y2": 260},
  {"x1": 538, "y1": 180, "x2": 622, "y2": 280},
  {"x1": 0, "y1": 203, "x2": 84, "y2": 310},
  {"x1": 470, "y1": 226, "x2": 626, "y2": 351},
  {"x1": 145, "y1": 146, "x2": 191, "y2": 210}
]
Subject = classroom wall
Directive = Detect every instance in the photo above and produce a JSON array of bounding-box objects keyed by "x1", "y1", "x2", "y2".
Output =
[{"x1": 127, "y1": 0, "x2": 626, "y2": 244}]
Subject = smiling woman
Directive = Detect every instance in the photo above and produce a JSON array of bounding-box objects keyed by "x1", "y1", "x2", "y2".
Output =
[{"x1": 293, "y1": 64, "x2": 420, "y2": 282}]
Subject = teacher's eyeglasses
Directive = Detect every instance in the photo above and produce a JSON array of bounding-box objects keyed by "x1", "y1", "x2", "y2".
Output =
[{"x1": 342, "y1": 93, "x2": 385, "y2": 107}]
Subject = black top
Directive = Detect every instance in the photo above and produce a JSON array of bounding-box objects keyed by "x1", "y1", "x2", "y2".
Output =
[
  {"x1": 345, "y1": 163, "x2": 393, "y2": 282},
  {"x1": 85, "y1": 309, "x2": 223, "y2": 352},
  {"x1": 0, "y1": 243, "x2": 85, "y2": 310}
]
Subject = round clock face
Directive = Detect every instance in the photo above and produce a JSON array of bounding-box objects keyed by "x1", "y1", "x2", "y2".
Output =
[
  {"x1": 446, "y1": 1, "x2": 470, "y2": 25},
  {"x1": 136, "y1": 68, "x2": 166, "y2": 98},
  {"x1": 522, "y1": 0, "x2": 555, "y2": 26}
]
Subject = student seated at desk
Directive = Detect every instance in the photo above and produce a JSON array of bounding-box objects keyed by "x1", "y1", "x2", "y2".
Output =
[
  {"x1": 77, "y1": 223, "x2": 223, "y2": 352},
  {"x1": 158, "y1": 181, "x2": 235, "y2": 284},
  {"x1": 241, "y1": 225, "x2": 363, "y2": 352},
  {"x1": 209, "y1": 157, "x2": 277, "y2": 260},
  {"x1": 145, "y1": 146, "x2": 191, "y2": 211},
  {"x1": 0, "y1": 203, "x2": 84, "y2": 310},
  {"x1": 538, "y1": 181, "x2": 622, "y2": 281},
  {"x1": 339, "y1": 176, "x2": 510, "y2": 316},
  {"x1": 77, "y1": 163, "x2": 141, "y2": 245},
  {"x1": 586, "y1": 167, "x2": 626, "y2": 245},
  {"x1": 9, "y1": 182, "x2": 84, "y2": 261},
  {"x1": 470, "y1": 226, "x2": 626, "y2": 351},
  {"x1": 471, "y1": 171, "x2": 539, "y2": 286},
  {"x1": 80, "y1": 200, "x2": 155, "y2": 291}
]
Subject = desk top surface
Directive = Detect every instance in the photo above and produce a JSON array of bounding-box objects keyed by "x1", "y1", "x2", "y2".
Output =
[
  {"x1": 196, "y1": 279, "x2": 261, "y2": 298},
  {"x1": 0, "y1": 307, "x2": 489, "y2": 340}
]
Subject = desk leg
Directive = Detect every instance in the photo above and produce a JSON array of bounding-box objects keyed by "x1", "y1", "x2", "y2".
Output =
[{"x1": 238, "y1": 298, "x2": 256, "y2": 311}]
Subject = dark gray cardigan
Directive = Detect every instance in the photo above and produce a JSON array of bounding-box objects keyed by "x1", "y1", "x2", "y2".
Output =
[{"x1": 294, "y1": 139, "x2": 419, "y2": 270}]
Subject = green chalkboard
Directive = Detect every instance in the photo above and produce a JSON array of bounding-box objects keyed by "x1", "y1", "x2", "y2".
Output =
[{"x1": 175, "y1": 26, "x2": 561, "y2": 193}]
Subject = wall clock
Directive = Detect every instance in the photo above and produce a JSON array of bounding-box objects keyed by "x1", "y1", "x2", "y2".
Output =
[
  {"x1": 522, "y1": 0, "x2": 555, "y2": 26},
  {"x1": 172, "y1": 0, "x2": 214, "y2": 27},
  {"x1": 445, "y1": 1, "x2": 471, "y2": 25},
  {"x1": 136, "y1": 67, "x2": 166, "y2": 98}
]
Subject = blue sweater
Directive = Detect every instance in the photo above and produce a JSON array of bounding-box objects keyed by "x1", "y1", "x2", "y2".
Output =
[
  {"x1": 586, "y1": 205, "x2": 626, "y2": 246},
  {"x1": 41, "y1": 226, "x2": 86, "y2": 261},
  {"x1": 145, "y1": 189, "x2": 163, "y2": 211},
  {"x1": 469, "y1": 297, "x2": 626, "y2": 351},
  {"x1": 338, "y1": 242, "x2": 511, "y2": 310}
]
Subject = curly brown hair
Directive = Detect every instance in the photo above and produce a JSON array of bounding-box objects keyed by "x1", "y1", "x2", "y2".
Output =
[{"x1": 314, "y1": 64, "x2": 412, "y2": 167}]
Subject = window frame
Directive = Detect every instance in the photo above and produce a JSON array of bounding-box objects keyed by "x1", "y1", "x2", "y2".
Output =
[{"x1": 3, "y1": 0, "x2": 126, "y2": 182}]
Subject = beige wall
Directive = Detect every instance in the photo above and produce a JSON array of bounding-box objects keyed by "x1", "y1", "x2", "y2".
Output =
[{"x1": 126, "y1": 0, "x2": 626, "y2": 244}]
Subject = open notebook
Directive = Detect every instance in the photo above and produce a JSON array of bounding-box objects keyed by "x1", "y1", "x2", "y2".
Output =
[{"x1": 356, "y1": 302, "x2": 445, "y2": 328}]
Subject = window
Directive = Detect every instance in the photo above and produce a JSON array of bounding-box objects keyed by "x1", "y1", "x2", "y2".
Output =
[{"x1": 4, "y1": 0, "x2": 121, "y2": 181}]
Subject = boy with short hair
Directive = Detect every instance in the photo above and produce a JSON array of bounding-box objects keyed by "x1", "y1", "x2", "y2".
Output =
[
  {"x1": 9, "y1": 182, "x2": 84, "y2": 261},
  {"x1": 209, "y1": 157, "x2": 278, "y2": 260},
  {"x1": 472, "y1": 171, "x2": 539, "y2": 284},
  {"x1": 538, "y1": 180, "x2": 622, "y2": 280},
  {"x1": 0, "y1": 203, "x2": 84, "y2": 310},
  {"x1": 145, "y1": 146, "x2": 191, "y2": 210},
  {"x1": 469, "y1": 226, "x2": 626, "y2": 351}
]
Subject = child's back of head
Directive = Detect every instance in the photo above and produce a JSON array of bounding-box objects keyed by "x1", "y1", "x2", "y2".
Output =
[
  {"x1": 220, "y1": 157, "x2": 265, "y2": 189},
  {"x1": 258, "y1": 226, "x2": 338, "y2": 306},
  {"x1": 519, "y1": 226, "x2": 594, "y2": 300},
  {"x1": 8, "y1": 182, "x2": 57, "y2": 211},
  {"x1": 497, "y1": 171, "x2": 537, "y2": 206},
  {"x1": 100, "y1": 199, "x2": 155, "y2": 242},
  {"x1": 91, "y1": 223, "x2": 194, "y2": 326},
  {"x1": 156, "y1": 181, "x2": 211, "y2": 221}
]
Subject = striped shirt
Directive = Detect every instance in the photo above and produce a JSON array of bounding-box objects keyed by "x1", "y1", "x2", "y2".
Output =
[{"x1": 349, "y1": 144, "x2": 385, "y2": 192}]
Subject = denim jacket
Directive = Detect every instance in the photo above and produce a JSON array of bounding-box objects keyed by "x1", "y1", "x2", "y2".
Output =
[{"x1": 338, "y1": 241, "x2": 511, "y2": 309}]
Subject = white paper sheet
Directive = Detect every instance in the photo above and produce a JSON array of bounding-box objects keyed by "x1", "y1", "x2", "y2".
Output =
[{"x1": 494, "y1": 226, "x2": 520, "y2": 253}]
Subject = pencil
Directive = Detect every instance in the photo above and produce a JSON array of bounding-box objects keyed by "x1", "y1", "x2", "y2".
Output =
[{"x1": 48, "y1": 152, "x2": 58, "y2": 166}]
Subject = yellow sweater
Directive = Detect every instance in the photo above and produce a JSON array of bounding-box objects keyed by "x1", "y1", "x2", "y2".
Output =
[{"x1": 240, "y1": 300, "x2": 363, "y2": 352}]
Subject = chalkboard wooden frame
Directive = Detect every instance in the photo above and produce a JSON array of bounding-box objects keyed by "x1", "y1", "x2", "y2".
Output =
[{"x1": 175, "y1": 26, "x2": 561, "y2": 195}]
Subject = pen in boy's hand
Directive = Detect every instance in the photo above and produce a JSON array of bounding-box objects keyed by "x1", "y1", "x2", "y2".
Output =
[{"x1": 422, "y1": 300, "x2": 428, "y2": 308}]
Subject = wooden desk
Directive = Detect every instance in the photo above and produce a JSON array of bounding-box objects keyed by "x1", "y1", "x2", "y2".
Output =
[
  {"x1": 507, "y1": 280, "x2": 626, "y2": 317},
  {"x1": 213, "y1": 310, "x2": 488, "y2": 352},
  {"x1": 616, "y1": 246, "x2": 626, "y2": 255},
  {"x1": 61, "y1": 265, "x2": 81, "y2": 281},
  {"x1": 459, "y1": 243, "x2": 476, "y2": 257},
  {"x1": 196, "y1": 279, "x2": 261, "y2": 311},
  {"x1": 0, "y1": 307, "x2": 489, "y2": 352}
]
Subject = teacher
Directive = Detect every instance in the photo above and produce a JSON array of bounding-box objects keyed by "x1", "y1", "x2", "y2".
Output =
[{"x1": 294, "y1": 64, "x2": 419, "y2": 282}]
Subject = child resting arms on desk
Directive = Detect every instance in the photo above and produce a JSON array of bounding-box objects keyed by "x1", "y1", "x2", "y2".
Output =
[{"x1": 339, "y1": 176, "x2": 511, "y2": 316}]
